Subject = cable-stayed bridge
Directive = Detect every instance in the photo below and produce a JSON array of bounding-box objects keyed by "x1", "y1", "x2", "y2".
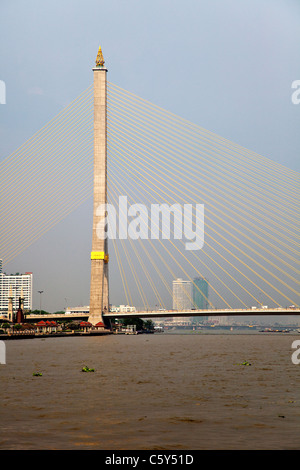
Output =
[
  {"x1": 25, "y1": 307, "x2": 300, "y2": 324},
  {"x1": 0, "y1": 53, "x2": 299, "y2": 320}
]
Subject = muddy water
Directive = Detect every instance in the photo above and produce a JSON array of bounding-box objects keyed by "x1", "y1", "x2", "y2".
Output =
[{"x1": 0, "y1": 333, "x2": 299, "y2": 449}]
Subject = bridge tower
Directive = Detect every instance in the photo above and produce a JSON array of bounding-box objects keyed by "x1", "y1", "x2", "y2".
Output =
[{"x1": 88, "y1": 46, "x2": 109, "y2": 327}]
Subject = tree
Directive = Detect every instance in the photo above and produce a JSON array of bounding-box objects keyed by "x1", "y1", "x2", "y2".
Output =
[
  {"x1": 144, "y1": 320, "x2": 155, "y2": 331},
  {"x1": 29, "y1": 309, "x2": 50, "y2": 315},
  {"x1": 121, "y1": 317, "x2": 144, "y2": 331},
  {"x1": 120, "y1": 317, "x2": 155, "y2": 331}
]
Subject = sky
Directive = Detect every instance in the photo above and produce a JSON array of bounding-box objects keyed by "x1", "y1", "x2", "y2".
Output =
[{"x1": 0, "y1": 0, "x2": 299, "y2": 314}]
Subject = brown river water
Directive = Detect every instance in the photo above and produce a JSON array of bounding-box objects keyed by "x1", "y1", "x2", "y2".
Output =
[{"x1": 0, "y1": 331, "x2": 299, "y2": 450}]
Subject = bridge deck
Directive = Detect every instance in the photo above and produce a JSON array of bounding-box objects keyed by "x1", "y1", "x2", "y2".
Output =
[
  {"x1": 20, "y1": 307, "x2": 300, "y2": 323},
  {"x1": 105, "y1": 308, "x2": 299, "y2": 318}
]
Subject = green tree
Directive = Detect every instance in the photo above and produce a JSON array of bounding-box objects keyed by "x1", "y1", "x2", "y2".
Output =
[
  {"x1": 29, "y1": 309, "x2": 50, "y2": 315},
  {"x1": 144, "y1": 320, "x2": 155, "y2": 331},
  {"x1": 121, "y1": 317, "x2": 144, "y2": 331}
]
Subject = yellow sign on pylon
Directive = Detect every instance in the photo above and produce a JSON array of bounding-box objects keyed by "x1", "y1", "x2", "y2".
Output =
[
  {"x1": 91, "y1": 251, "x2": 105, "y2": 260},
  {"x1": 91, "y1": 251, "x2": 109, "y2": 262}
]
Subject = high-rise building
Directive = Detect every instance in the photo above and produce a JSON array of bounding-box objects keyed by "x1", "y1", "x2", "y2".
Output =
[
  {"x1": 0, "y1": 272, "x2": 33, "y2": 314},
  {"x1": 172, "y1": 278, "x2": 192, "y2": 310},
  {"x1": 193, "y1": 277, "x2": 209, "y2": 309}
]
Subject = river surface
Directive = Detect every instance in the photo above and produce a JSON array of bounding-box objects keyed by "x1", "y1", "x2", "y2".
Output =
[{"x1": 0, "y1": 332, "x2": 299, "y2": 450}]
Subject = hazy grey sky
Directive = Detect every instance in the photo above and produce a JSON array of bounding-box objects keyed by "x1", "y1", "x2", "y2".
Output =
[{"x1": 1, "y1": 0, "x2": 299, "y2": 312}]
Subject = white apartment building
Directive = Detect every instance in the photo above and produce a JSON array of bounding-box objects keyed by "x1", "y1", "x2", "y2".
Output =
[
  {"x1": 0, "y1": 271, "x2": 33, "y2": 313},
  {"x1": 172, "y1": 278, "x2": 192, "y2": 310}
]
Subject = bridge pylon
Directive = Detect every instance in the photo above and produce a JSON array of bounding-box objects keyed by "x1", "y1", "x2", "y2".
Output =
[{"x1": 88, "y1": 46, "x2": 110, "y2": 327}]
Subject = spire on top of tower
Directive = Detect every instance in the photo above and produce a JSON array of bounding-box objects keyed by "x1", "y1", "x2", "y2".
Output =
[{"x1": 95, "y1": 46, "x2": 105, "y2": 67}]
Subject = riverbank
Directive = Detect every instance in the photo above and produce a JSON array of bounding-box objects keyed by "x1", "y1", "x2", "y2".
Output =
[
  {"x1": 163, "y1": 325, "x2": 299, "y2": 335},
  {"x1": 0, "y1": 330, "x2": 113, "y2": 340},
  {"x1": 2, "y1": 325, "x2": 300, "y2": 339}
]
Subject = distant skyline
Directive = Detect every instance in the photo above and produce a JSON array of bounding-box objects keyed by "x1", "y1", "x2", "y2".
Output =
[{"x1": 1, "y1": 0, "x2": 299, "y2": 313}]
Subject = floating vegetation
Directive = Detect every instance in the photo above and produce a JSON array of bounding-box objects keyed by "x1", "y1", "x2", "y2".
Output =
[
  {"x1": 237, "y1": 361, "x2": 251, "y2": 366},
  {"x1": 32, "y1": 372, "x2": 43, "y2": 376},
  {"x1": 82, "y1": 366, "x2": 95, "y2": 372}
]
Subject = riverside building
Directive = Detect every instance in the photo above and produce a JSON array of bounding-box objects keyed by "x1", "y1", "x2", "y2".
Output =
[
  {"x1": 172, "y1": 278, "x2": 192, "y2": 310},
  {"x1": 193, "y1": 277, "x2": 209, "y2": 309},
  {"x1": 0, "y1": 268, "x2": 33, "y2": 314}
]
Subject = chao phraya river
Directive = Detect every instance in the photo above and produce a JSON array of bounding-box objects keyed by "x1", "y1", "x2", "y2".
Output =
[{"x1": 0, "y1": 331, "x2": 299, "y2": 450}]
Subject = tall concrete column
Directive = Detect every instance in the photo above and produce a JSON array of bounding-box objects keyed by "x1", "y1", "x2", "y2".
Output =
[{"x1": 88, "y1": 46, "x2": 109, "y2": 327}]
